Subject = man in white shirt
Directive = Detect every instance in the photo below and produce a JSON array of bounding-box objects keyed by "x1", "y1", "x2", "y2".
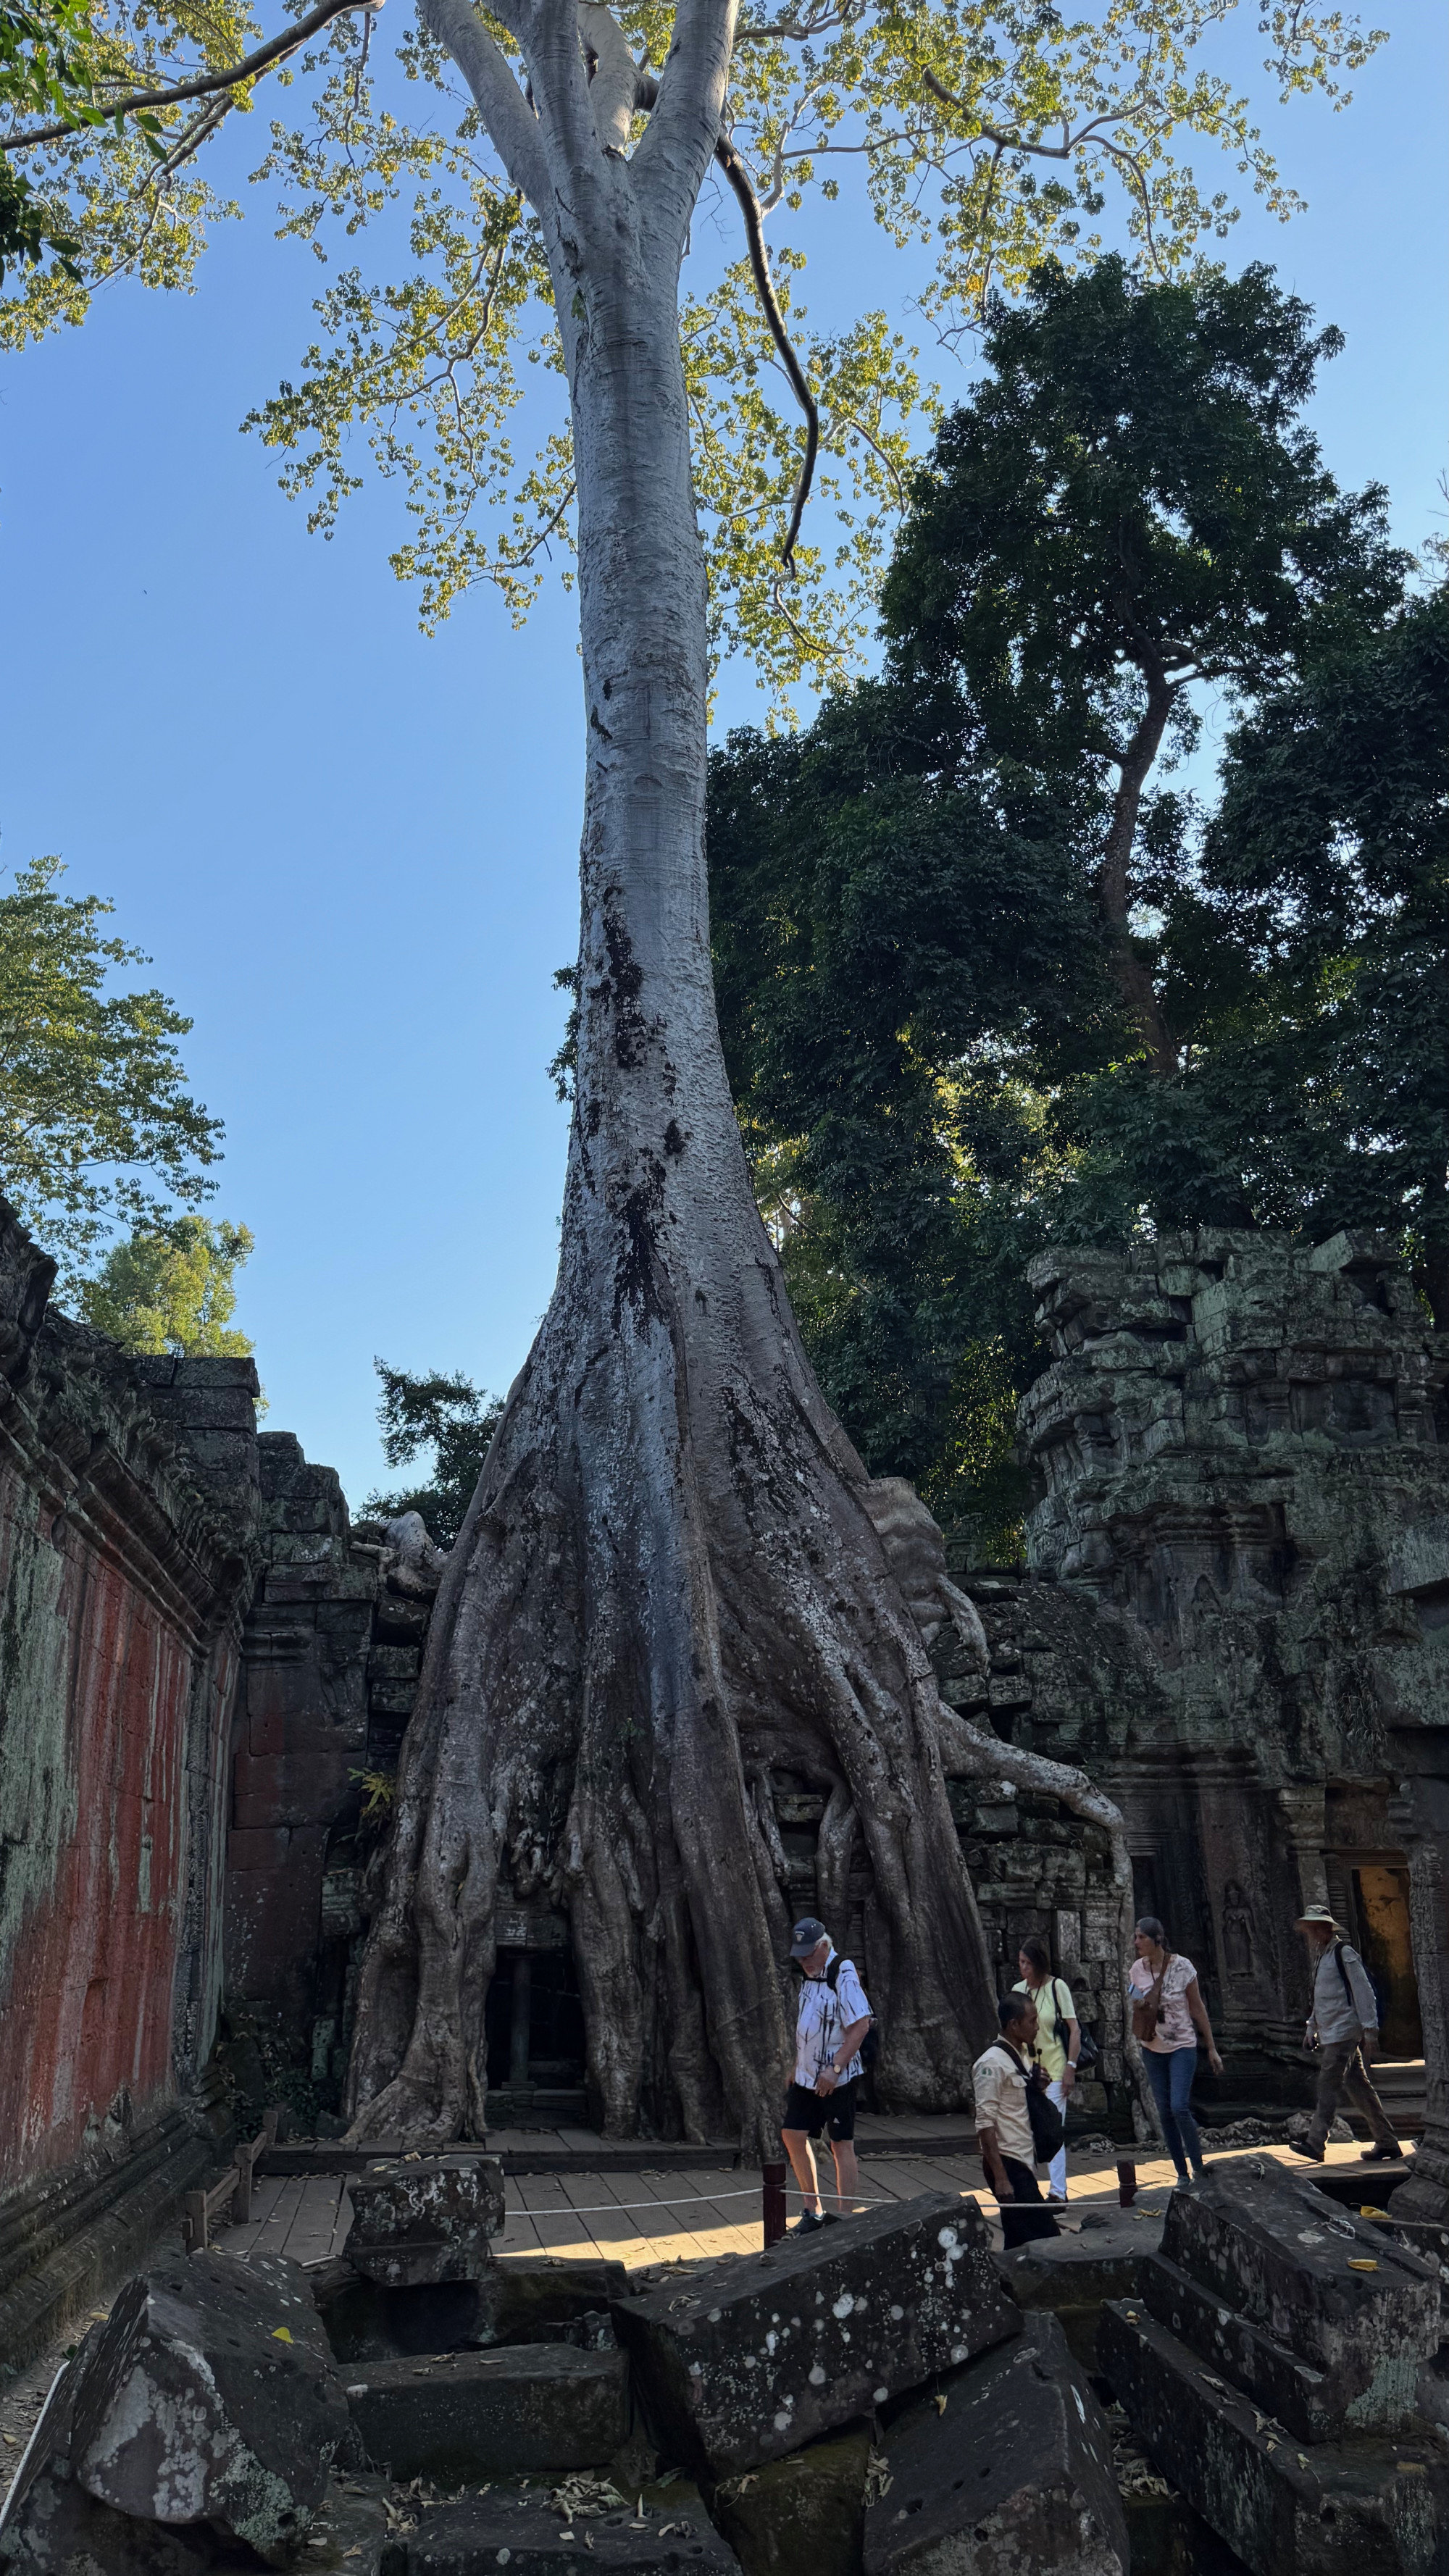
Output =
[
  {"x1": 1293, "y1": 1906, "x2": 1401, "y2": 2162},
  {"x1": 973, "y1": 1992, "x2": 1061, "y2": 2248},
  {"x1": 781, "y1": 1916, "x2": 873, "y2": 2233}
]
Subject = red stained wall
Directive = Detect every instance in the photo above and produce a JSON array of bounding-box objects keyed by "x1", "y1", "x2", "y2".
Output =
[{"x1": 0, "y1": 1456, "x2": 233, "y2": 2196}]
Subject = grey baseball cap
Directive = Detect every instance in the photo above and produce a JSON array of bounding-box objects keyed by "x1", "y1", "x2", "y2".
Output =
[{"x1": 790, "y1": 1917, "x2": 828, "y2": 1960}]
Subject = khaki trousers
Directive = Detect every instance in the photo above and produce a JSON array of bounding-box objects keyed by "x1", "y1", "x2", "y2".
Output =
[{"x1": 1308, "y1": 2031, "x2": 1398, "y2": 2152}]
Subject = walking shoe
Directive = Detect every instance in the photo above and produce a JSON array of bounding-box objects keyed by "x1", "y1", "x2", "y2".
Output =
[
  {"x1": 1361, "y1": 2144, "x2": 1403, "y2": 2162},
  {"x1": 1292, "y1": 2141, "x2": 1326, "y2": 2162},
  {"x1": 789, "y1": 2209, "x2": 827, "y2": 2233}
]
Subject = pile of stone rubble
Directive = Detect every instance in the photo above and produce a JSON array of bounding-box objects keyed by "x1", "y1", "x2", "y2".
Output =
[
  {"x1": 4, "y1": 2153, "x2": 1443, "y2": 2575},
  {"x1": 0, "y1": 2159, "x2": 1132, "y2": 2576},
  {"x1": 1101, "y1": 2162, "x2": 1449, "y2": 2575}
]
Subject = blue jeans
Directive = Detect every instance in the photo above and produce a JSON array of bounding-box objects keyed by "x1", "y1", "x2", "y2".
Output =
[{"x1": 1143, "y1": 2044, "x2": 1203, "y2": 2175}]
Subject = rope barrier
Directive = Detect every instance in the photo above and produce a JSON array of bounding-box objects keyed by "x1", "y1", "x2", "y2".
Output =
[{"x1": 505, "y1": 2185, "x2": 960, "y2": 2217}]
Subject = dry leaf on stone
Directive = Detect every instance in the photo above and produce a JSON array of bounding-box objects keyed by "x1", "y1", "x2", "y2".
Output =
[{"x1": 864, "y1": 2449, "x2": 893, "y2": 2506}]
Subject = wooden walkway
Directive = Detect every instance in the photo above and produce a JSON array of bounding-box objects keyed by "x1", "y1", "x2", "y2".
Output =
[{"x1": 214, "y1": 2130, "x2": 1404, "y2": 2272}]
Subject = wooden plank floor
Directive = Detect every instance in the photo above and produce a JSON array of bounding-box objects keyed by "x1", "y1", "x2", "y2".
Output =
[{"x1": 212, "y1": 2130, "x2": 1404, "y2": 2272}]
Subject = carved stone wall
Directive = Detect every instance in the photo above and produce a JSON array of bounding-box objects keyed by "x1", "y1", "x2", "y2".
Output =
[
  {"x1": 959, "y1": 1226, "x2": 1449, "y2": 2187},
  {"x1": 0, "y1": 1204, "x2": 260, "y2": 2361},
  {"x1": 0, "y1": 1208, "x2": 259, "y2": 2199},
  {"x1": 217, "y1": 1470, "x2": 445, "y2": 2128}
]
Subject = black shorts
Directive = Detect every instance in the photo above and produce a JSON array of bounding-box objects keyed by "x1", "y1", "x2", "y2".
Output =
[{"x1": 782, "y1": 2078, "x2": 859, "y2": 2142}]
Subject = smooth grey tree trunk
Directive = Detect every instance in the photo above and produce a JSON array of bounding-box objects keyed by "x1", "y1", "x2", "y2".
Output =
[{"x1": 346, "y1": 0, "x2": 1128, "y2": 2150}]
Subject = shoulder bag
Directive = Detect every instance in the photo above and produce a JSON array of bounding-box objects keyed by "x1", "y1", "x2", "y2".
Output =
[
  {"x1": 993, "y1": 2040, "x2": 1065, "y2": 2162},
  {"x1": 1131, "y1": 1952, "x2": 1174, "y2": 2046},
  {"x1": 1056, "y1": 1975, "x2": 1098, "y2": 2068}
]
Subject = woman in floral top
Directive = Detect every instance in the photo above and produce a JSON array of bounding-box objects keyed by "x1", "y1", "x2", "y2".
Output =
[{"x1": 1127, "y1": 1915, "x2": 1224, "y2": 2186}]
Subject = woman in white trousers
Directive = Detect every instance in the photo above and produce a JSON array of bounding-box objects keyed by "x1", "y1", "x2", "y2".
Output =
[{"x1": 1014, "y1": 1937, "x2": 1082, "y2": 2202}]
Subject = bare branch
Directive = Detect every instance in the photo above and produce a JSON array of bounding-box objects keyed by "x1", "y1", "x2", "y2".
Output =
[
  {"x1": 4, "y1": 0, "x2": 383, "y2": 154},
  {"x1": 920, "y1": 65, "x2": 1148, "y2": 162},
  {"x1": 714, "y1": 131, "x2": 817, "y2": 572}
]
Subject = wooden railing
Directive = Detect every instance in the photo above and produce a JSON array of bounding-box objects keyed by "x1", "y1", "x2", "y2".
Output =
[{"x1": 183, "y1": 2107, "x2": 282, "y2": 2254}]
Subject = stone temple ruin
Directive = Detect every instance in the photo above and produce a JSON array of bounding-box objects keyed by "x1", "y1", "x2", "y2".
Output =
[{"x1": 0, "y1": 1189, "x2": 1445, "y2": 2571}]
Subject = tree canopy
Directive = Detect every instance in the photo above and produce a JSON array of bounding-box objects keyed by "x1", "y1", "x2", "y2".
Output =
[
  {"x1": 878, "y1": 252, "x2": 1409, "y2": 1060},
  {"x1": 709, "y1": 262, "x2": 1435, "y2": 1543},
  {"x1": 365, "y1": 1358, "x2": 504, "y2": 1544},
  {"x1": 0, "y1": 856, "x2": 223, "y2": 1287},
  {"x1": 1115, "y1": 581, "x2": 1449, "y2": 1318},
  {"x1": 78, "y1": 1214, "x2": 257, "y2": 1354},
  {"x1": 1, "y1": 0, "x2": 1386, "y2": 704}
]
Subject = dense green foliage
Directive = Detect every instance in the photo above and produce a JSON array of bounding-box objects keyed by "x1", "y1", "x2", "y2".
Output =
[
  {"x1": 1129, "y1": 585, "x2": 1449, "y2": 1313},
  {"x1": 709, "y1": 688, "x2": 1111, "y2": 1542},
  {"x1": 365, "y1": 1360, "x2": 504, "y2": 1547},
  {"x1": 78, "y1": 1215, "x2": 256, "y2": 1355},
  {"x1": 0, "y1": 856, "x2": 223, "y2": 1286},
  {"x1": 709, "y1": 262, "x2": 1440, "y2": 1546},
  {"x1": 879, "y1": 255, "x2": 1408, "y2": 1062}
]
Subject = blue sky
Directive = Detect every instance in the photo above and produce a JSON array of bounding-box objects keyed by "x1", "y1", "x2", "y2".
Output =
[{"x1": 1, "y1": 1, "x2": 1444, "y2": 1506}]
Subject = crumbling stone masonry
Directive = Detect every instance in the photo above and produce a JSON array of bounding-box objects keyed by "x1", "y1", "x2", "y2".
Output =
[
  {"x1": 0, "y1": 1197, "x2": 448, "y2": 2367},
  {"x1": 980, "y1": 1228, "x2": 1448, "y2": 2200},
  {"x1": 0, "y1": 1203, "x2": 258, "y2": 2364}
]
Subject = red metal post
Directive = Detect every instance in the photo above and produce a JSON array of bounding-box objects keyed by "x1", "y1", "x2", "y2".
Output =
[{"x1": 762, "y1": 2160, "x2": 788, "y2": 2248}]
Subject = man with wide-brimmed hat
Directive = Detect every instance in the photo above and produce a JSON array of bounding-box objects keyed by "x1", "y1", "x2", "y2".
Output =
[{"x1": 1293, "y1": 1904, "x2": 1401, "y2": 2164}]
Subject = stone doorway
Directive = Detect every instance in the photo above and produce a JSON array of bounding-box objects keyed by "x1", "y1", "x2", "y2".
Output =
[
  {"x1": 485, "y1": 1945, "x2": 589, "y2": 2125},
  {"x1": 1351, "y1": 1864, "x2": 1422, "y2": 2059}
]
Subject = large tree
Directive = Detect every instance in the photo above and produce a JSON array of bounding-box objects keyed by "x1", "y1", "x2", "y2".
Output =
[
  {"x1": 707, "y1": 262, "x2": 1417, "y2": 1534},
  {"x1": 0, "y1": 855, "x2": 222, "y2": 1284},
  {"x1": 78, "y1": 1213, "x2": 256, "y2": 1354},
  {"x1": 1111, "y1": 581, "x2": 1449, "y2": 1318},
  {"x1": 330, "y1": 0, "x2": 1382, "y2": 2151},
  {"x1": 366, "y1": 1360, "x2": 504, "y2": 1545},
  {"x1": 878, "y1": 254, "x2": 1408, "y2": 1065}
]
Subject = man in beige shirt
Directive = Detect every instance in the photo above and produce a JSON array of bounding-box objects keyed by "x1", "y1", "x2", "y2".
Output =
[{"x1": 973, "y1": 1992, "x2": 1061, "y2": 2249}]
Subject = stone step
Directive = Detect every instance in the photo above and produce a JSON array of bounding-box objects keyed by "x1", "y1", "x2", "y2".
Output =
[
  {"x1": 343, "y1": 2342, "x2": 629, "y2": 2484},
  {"x1": 864, "y1": 2312, "x2": 1127, "y2": 2576},
  {"x1": 1099, "y1": 2297, "x2": 1449, "y2": 2576},
  {"x1": 1140, "y1": 2251, "x2": 1388, "y2": 2445},
  {"x1": 609, "y1": 2191, "x2": 1021, "y2": 2480},
  {"x1": 1158, "y1": 2166, "x2": 1440, "y2": 2406}
]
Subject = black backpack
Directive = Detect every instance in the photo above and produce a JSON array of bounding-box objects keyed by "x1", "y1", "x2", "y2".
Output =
[
  {"x1": 992, "y1": 2039, "x2": 1066, "y2": 2162},
  {"x1": 823, "y1": 1954, "x2": 880, "y2": 2073}
]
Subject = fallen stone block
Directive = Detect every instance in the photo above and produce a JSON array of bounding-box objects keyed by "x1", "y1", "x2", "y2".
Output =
[
  {"x1": 611, "y1": 2191, "x2": 1020, "y2": 2479},
  {"x1": 62, "y1": 2249, "x2": 356, "y2": 2567},
  {"x1": 344, "y1": 2154, "x2": 506, "y2": 2286},
  {"x1": 344, "y1": 2341, "x2": 629, "y2": 2481},
  {"x1": 0, "y1": 2354, "x2": 238, "y2": 2574},
  {"x1": 864, "y1": 2312, "x2": 1127, "y2": 2576},
  {"x1": 1142, "y1": 2249, "x2": 1395, "y2": 2446},
  {"x1": 1157, "y1": 2167, "x2": 1440, "y2": 2435},
  {"x1": 407, "y1": 2488, "x2": 742, "y2": 2572},
  {"x1": 0, "y1": 2353, "x2": 391, "y2": 2575},
  {"x1": 1101, "y1": 2296, "x2": 1449, "y2": 2576},
  {"x1": 707, "y1": 2420, "x2": 871, "y2": 2576},
  {"x1": 312, "y1": 2253, "x2": 628, "y2": 2362},
  {"x1": 995, "y1": 2204, "x2": 1152, "y2": 2371}
]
